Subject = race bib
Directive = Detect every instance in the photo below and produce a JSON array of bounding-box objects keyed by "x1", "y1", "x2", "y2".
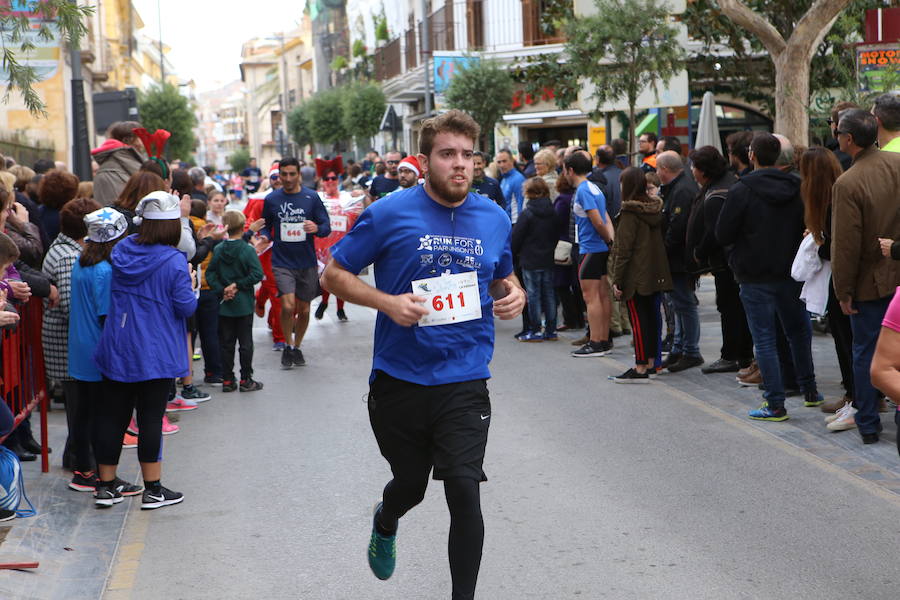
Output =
[
  {"x1": 330, "y1": 215, "x2": 348, "y2": 232},
  {"x1": 411, "y1": 271, "x2": 482, "y2": 327},
  {"x1": 280, "y1": 221, "x2": 306, "y2": 242}
]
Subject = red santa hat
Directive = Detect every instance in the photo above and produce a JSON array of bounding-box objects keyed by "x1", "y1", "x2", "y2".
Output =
[
  {"x1": 397, "y1": 156, "x2": 421, "y2": 177},
  {"x1": 268, "y1": 163, "x2": 280, "y2": 177}
]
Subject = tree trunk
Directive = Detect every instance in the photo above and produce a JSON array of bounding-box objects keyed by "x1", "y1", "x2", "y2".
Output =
[
  {"x1": 773, "y1": 46, "x2": 811, "y2": 146},
  {"x1": 627, "y1": 103, "x2": 636, "y2": 166}
]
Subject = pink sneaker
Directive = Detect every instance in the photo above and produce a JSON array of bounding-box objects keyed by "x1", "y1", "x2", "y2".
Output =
[
  {"x1": 122, "y1": 433, "x2": 138, "y2": 449},
  {"x1": 161, "y1": 415, "x2": 180, "y2": 435},
  {"x1": 127, "y1": 417, "x2": 139, "y2": 436},
  {"x1": 166, "y1": 397, "x2": 198, "y2": 412}
]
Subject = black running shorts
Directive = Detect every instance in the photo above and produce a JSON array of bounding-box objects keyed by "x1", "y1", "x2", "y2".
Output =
[
  {"x1": 579, "y1": 251, "x2": 609, "y2": 280},
  {"x1": 367, "y1": 371, "x2": 491, "y2": 482}
]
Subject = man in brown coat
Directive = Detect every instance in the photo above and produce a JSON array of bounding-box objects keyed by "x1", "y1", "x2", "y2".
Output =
[{"x1": 832, "y1": 108, "x2": 900, "y2": 444}]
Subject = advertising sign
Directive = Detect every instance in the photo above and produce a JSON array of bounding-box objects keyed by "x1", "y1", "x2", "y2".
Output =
[{"x1": 857, "y1": 43, "x2": 900, "y2": 92}]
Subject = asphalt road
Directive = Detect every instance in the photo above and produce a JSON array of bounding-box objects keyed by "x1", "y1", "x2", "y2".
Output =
[{"x1": 95, "y1": 293, "x2": 900, "y2": 600}]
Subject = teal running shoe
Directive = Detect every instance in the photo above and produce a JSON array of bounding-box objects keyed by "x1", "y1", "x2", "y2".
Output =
[
  {"x1": 749, "y1": 402, "x2": 789, "y2": 422},
  {"x1": 368, "y1": 502, "x2": 396, "y2": 580}
]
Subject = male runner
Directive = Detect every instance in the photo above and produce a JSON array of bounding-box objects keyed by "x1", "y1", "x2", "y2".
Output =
[
  {"x1": 322, "y1": 109, "x2": 525, "y2": 600},
  {"x1": 383, "y1": 155, "x2": 421, "y2": 197},
  {"x1": 261, "y1": 157, "x2": 331, "y2": 368},
  {"x1": 241, "y1": 157, "x2": 263, "y2": 194},
  {"x1": 367, "y1": 150, "x2": 402, "y2": 202}
]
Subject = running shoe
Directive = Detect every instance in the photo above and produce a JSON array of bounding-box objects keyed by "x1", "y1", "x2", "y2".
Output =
[
  {"x1": 141, "y1": 486, "x2": 184, "y2": 510},
  {"x1": 281, "y1": 347, "x2": 294, "y2": 369},
  {"x1": 239, "y1": 378, "x2": 264, "y2": 392},
  {"x1": 113, "y1": 478, "x2": 144, "y2": 497},
  {"x1": 122, "y1": 433, "x2": 138, "y2": 449},
  {"x1": 69, "y1": 471, "x2": 99, "y2": 492},
  {"x1": 272, "y1": 341, "x2": 286, "y2": 351},
  {"x1": 0, "y1": 509, "x2": 15, "y2": 521},
  {"x1": 179, "y1": 384, "x2": 210, "y2": 403},
  {"x1": 748, "y1": 402, "x2": 789, "y2": 422},
  {"x1": 542, "y1": 331, "x2": 559, "y2": 341},
  {"x1": 337, "y1": 308, "x2": 348, "y2": 322},
  {"x1": 368, "y1": 502, "x2": 396, "y2": 580},
  {"x1": 803, "y1": 391, "x2": 825, "y2": 407},
  {"x1": 292, "y1": 347, "x2": 306, "y2": 366},
  {"x1": 518, "y1": 331, "x2": 543, "y2": 342},
  {"x1": 127, "y1": 417, "x2": 139, "y2": 436},
  {"x1": 166, "y1": 397, "x2": 199, "y2": 412},
  {"x1": 161, "y1": 415, "x2": 180, "y2": 435},
  {"x1": 571, "y1": 341, "x2": 612, "y2": 357},
  {"x1": 94, "y1": 486, "x2": 123, "y2": 508},
  {"x1": 222, "y1": 379, "x2": 237, "y2": 393},
  {"x1": 192, "y1": 352, "x2": 201, "y2": 361},
  {"x1": 609, "y1": 368, "x2": 650, "y2": 384},
  {"x1": 315, "y1": 302, "x2": 328, "y2": 319}
]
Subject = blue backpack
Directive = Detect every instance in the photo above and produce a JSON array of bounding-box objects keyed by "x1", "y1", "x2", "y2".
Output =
[{"x1": 0, "y1": 445, "x2": 36, "y2": 517}]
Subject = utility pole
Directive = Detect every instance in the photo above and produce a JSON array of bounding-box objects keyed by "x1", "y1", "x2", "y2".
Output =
[
  {"x1": 419, "y1": 0, "x2": 432, "y2": 118},
  {"x1": 69, "y1": 1, "x2": 90, "y2": 180},
  {"x1": 279, "y1": 32, "x2": 290, "y2": 157}
]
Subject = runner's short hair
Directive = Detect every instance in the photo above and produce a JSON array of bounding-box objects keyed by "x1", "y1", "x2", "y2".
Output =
[
  {"x1": 418, "y1": 110, "x2": 480, "y2": 158},
  {"x1": 279, "y1": 157, "x2": 300, "y2": 171}
]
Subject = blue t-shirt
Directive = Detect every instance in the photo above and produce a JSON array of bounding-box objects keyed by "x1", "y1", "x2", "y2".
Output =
[
  {"x1": 68, "y1": 260, "x2": 111, "y2": 382},
  {"x1": 331, "y1": 186, "x2": 514, "y2": 386},
  {"x1": 369, "y1": 175, "x2": 400, "y2": 200},
  {"x1": 241, "y1": 166, "x2": 263, "y2": 193},
  {"x1": 262, "y1": 187, "x2": 331, "y2": 270},
  {"x1": 572, "y1": 180, "x2": 609, "y2": 254}
]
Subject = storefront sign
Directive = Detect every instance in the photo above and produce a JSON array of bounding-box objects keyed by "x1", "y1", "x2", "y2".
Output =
[{"x1": 857, "y1": 43, "x2": 900, "y2": 91}]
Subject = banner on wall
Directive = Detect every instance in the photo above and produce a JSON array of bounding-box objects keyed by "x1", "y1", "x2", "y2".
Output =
[{"x1": 432, "y1": 54, "x2": 480, "y2": 112}]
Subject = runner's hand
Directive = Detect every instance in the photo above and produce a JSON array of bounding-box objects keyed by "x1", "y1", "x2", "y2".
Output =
[
  {"x1": 384, "y1": 293, "x2": 429, "y2": 327},
  {"x1": 303, "y1": 220, "x2": 318, "y2": 234},
  {"x1": 492, "y1": 279, "x2": 525, "y2": 320}
]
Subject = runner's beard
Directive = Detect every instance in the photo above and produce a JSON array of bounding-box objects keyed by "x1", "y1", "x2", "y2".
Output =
[{"x1": 427, "y1": 171, "x2": 470, "y2": 204}]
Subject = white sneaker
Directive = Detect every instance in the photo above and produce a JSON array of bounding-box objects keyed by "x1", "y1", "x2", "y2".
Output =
[
  {"x1": 826, "y1": 406, "x2": 858, "y2": 431},
  {"x1": 825, "y1": 401, "x2": 853, "y2": 424}
]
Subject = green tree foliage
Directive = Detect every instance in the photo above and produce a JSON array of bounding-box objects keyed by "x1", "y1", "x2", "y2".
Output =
[
  {"x1": 341, "y1": 83, "x2": 386, "y2": 145},
  {"x1": 444, "y1": 58, "x2": 514, "y2": 151},
  {"x1": 306, "y1": 87, "x2": 347, "y2": 146},
  {"x1": 137, "y1": 83, "x2": 198, "y2": 160},
  {"x1": 227, "y1": 147, "x2": 250, "y2": 173},
  {"x1": 0, "y1": 1, "x2": 94, "y2": 116},
  {"x1": 528, "y1": 0, "x2": 685, "y2": 156},
  {"x1": 287, "y1": 102, "x2": 313, "y2": 148}
]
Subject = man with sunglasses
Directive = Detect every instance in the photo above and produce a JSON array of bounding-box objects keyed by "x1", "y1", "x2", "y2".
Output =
[{"x1": 367, "y1": 150, "x2": 402, "y2": 203}]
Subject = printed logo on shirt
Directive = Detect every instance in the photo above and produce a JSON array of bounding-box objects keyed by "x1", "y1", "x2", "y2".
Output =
[
  {"x1": 420, "y1": 254, "x2": 434, "y2": 266},
  {"x1": 416, "y1": 234, "x2": 484, "y2": 257},
  {"x1": 277, "y1": 203, "x2": 307, "y2": 222},
  {"x1": 438, "y1": 253, "x2": 453, "y2": 267}
]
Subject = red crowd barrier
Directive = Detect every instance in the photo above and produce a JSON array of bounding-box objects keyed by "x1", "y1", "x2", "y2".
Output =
[{"x1": 0, "y1": 300, "x2": 50, "y2": 472}]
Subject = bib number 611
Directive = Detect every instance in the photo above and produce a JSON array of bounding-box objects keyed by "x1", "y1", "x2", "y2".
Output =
[{"x1": 432, "y1": 292, "x2": 466, "y2": 312}]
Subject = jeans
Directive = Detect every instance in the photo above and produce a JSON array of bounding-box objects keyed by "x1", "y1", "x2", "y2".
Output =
[
  {"x1": 196, "y1": 289, "x2": 222, "y2": 378},
  {"x1": 219, "y1": 314, "x2": 254, "y2": 381},
  {"x1": 522, "y1": 269, "x2": 557, "y2": 334},
  {"x1": 849, "y1": 295, "x2": 893, "y2": 435},
  {"x1": 739, "y1": 280, "x2": 817, "y2": 410},
  {"x1": 667, "y1": 273, "x2": 701, "y2": 356}
]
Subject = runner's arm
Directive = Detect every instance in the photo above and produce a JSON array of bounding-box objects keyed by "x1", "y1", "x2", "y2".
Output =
[
  {"x1": 321, "y1": 259, "x2": 428, "y2": 327},
  {"x1": 871, "y1": 327, "x2": 900, "y2": 400},
  {"x1": 489, "y1": 271, "x2": 525, "y2": 320}
]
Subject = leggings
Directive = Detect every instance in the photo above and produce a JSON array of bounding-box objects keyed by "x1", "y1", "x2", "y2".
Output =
[
  {"x1": 378, "y1": 476, "x2": 483, "y2": 600},
  {"x1": 93, "y1": 378, "x2": 170, "y2": 465},
  {"x1": 626, "y1": 293, "x2": 659, "y2": 365},
  {"x1": 64, "y1": 380, "x2": 98, "y2": 472}
]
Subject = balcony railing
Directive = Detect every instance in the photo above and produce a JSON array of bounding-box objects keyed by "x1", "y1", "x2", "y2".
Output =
[
  {"x1": 430, "y1": 3, "x2": 455, "y2": 52},
  {"x1": 374, "y1": 37, "x2": 402, "y2": 81}
]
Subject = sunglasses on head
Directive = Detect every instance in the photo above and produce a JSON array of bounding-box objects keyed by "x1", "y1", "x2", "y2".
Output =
[{"x1": 323, "y1": 176, "x2": 338, "y2": 181}]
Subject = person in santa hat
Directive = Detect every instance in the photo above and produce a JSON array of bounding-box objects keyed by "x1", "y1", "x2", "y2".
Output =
[{"x1": 383, "y1": 156, "x2": 423, "y2": 198}]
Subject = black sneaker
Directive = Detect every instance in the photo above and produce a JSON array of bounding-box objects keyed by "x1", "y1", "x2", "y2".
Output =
[
  {"x1": 609, "y1": 368, "x2": 650, "y2": 384},
  {"x1": 203, "y1": 375, "x2": 224, "y2": 386},
  {"x1": 281, "y1": 347, "x2": 294, "y2": 370},
  {"x1": 222, "y1": 380, "x2": 237, "y2": 393},
  {"x1": 571, "y1": 340, "x2": 612, "y2": 357},
  {"x1": 69, "y1": 471, "x2": 99, "y2": 492},
  {"x1": 292, "y1": 347, "x2": 306, "y2": 366},
  {"x1": 141, "y1": 485, "x2": 184, "y2": 510},
  {"x1": 94, "y1": 485, "x2": 123, "y2": 508},
  {"x1": 667, "y1": 354, "x2": 704, "y2": 373},
  {"x1": 337, "y1": 308, "x2": 348, "y2": 322},
  {"x1": 660, "y1": 352, "x2": 682, "y2": 369},
  {"x1": 113, "y1": 477, "x2": 144, "y2": 497},
  {"x1": 314, "y1": 302, "x2": 328, "y2": 319},
  {"x1": 239, "y1": 378, "x2": 264, "y2": 392},
  {"x1": 0, "y1": 509, "x2": 15, "y2": 522}
]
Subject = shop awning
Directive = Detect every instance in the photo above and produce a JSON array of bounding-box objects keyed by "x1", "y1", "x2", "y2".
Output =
[{"x1": 634, "y1": 113, "x2": 658, "y2": 136}]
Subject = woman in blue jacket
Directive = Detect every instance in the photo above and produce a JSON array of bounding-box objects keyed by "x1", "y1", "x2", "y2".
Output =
[{"x1": 93, "y1": 191, "x2": 197, "y2": 509}]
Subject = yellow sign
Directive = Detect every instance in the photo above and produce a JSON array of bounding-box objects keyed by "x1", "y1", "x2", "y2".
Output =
[{"x1": 588, "y1": 126, "x2": 606, "y2": 157}]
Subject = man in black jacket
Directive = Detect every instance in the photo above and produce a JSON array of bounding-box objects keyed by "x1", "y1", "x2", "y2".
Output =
[
  {"x1": 657, "y1": 151, "x2": 702, "y2": 372},
  {"x1": 716, "y1": 132, "x2": 823, "y2": 422}
]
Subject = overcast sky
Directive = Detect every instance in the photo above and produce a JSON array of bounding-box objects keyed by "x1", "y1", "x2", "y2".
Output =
[{"x1": 131, "y1": 0, "x2": 306, "y2": 92}]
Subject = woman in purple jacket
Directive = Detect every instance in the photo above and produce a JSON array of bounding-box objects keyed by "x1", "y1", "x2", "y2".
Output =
[{"x1": 92, "y1": 192, "x2": 197, "y2": 510}]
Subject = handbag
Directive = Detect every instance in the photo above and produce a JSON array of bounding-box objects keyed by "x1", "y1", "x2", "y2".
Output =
[
  {"x1": 0, "y1": 445, "x2": 36, "y2": 518},
  {"x1": 554, "y1": 240, "x2": 573, "y2": 265}
]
